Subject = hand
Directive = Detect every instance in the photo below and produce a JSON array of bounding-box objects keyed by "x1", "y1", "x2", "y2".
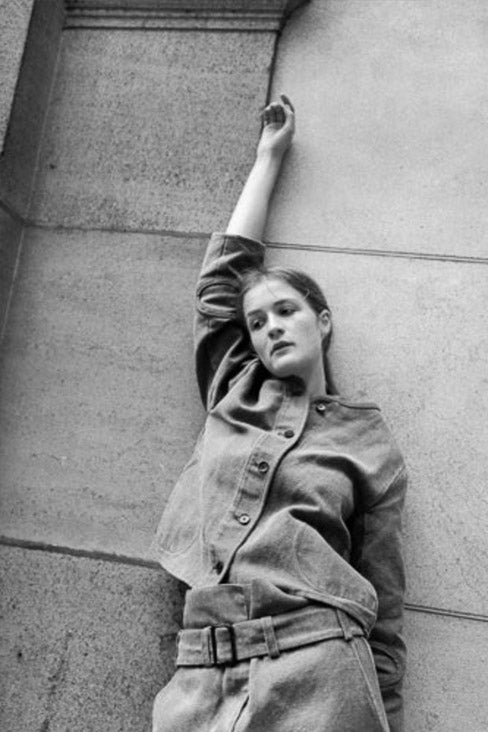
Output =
[{"x1": 256, "y1": 94, "x2": 295, "y2": 159}]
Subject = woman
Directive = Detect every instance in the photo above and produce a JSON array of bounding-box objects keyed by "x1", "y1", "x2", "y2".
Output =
[{"x1": 153, "y1": 96, "x2": 407, "y2": 732}]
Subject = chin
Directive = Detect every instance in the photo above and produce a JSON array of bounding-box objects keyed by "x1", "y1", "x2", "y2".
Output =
[{"x1": 267, "y1": 361, "x2": 299, "y2": 379}]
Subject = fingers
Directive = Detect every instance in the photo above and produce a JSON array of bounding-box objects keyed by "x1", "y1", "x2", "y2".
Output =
[
  {"x1": 262, "y1": 102, "x2": 285, "y2": 126},
  {"x1": 280, "y1": 93, "x2": 295, "y2": 113},
  {"x1": 256, "y1": 94, "x2": 295, "y2": 156},
  {"x1": 281, "y1": 95, "x2": 295, "y2": 132},
  {"x1": 261, "y1": 95, "x2": 295, "y2": 127}
]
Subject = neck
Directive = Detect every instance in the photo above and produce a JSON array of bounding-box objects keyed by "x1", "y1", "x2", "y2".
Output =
[{"x1": 301, "y1": 362, "x2": 327, "y2": 398}]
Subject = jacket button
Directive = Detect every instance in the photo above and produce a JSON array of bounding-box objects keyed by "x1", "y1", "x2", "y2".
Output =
[
  {"x1": 315, "y1": 402, "x2": 327, "y2": 414},
  {"x1": 237, "y1": 513, "x2": 250, "y2": 525},
  {"x1": 214, "y1": 561, "x2": 223, "y2": 574},
  {"x1": 283, "y1": 429, "x2": 295, "y2": 438},
  {"x1": 257, "y1": 461, "x2": 269, "y2": 473}
]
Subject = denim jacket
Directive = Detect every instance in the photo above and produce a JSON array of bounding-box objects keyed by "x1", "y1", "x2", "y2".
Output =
[{"x1": 154, "y1": 233, "x2": 407, "y2": 731}]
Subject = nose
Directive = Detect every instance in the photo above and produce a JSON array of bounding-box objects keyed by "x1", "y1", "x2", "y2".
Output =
[{"x1": 267, "y1": 314, "x2": 284, "y2": 339}]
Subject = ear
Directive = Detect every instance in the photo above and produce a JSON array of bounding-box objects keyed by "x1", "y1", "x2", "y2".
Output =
[{"x1": 318, "y1": 309, "x2": 332, "y2": 340}]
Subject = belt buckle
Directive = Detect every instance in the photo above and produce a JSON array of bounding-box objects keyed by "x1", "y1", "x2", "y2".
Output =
[{"x1": 209, "y1": 624, "x2": 237, "y2": 666}]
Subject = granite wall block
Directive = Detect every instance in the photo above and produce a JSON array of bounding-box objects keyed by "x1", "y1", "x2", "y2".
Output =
[
  {"x1": 0, "y1": 544, "x2": 183, "y2": 732},
  {"x1": 0, "y1": 0, "x2": 64, "y2": 217},
  {"x1": 0, "y1": 0, "x2": 35, "y2": 149},
  {"x1": 0, "y1": 228, "x2": 204, "y2": 559},
  {"x1": 29, "y1": 28, "x2": 275, "y2": 232},
  {"x1": 1, "y1": 226, "x2": 487, "y2": 617},
  {"x1": 266, "y1": 0, "x2": 488, "y2": 259}
]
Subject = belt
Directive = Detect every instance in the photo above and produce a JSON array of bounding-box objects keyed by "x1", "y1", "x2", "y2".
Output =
[{"x1": 176, "y1": 605, "x2": 365, "y2": 667}]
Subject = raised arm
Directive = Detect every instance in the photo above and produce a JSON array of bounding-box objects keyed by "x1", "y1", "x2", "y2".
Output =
[
  {"x1": 194, "y1": 96, "x2": 295, "y2": 409},
  {"x1": 226, "y1": 94, "x2": 295, "y2": 240}
]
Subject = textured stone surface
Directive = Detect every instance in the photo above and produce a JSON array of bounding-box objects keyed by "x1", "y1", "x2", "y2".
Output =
[
  {"x1": 0, "y1": 228, "x2": 204, "y2": 559},
  {"x1": 403, "y1": 610, "x2": 488, "y2": 731},
  {"x1": 1, "y1": 227, "x2": 487, "y2": 617},
  {"x1": 0, "y1": 207, "x2": 22, "y2": 338},
  {"x1": 0, "y1": 0, "x2": 64, "y2": 217},
  {"x1": 2, "y1": 4, "x2": 487, "y2": 725},
  {"x1": 266, "y1": 0, "x2": 488, "y2": 259},
  {"x1": 0, "y1": 0, "x2": 34, "y2": 149},
  {"x1": 0, "y1": 544, "x2": 184, "y2": 732},
  {"x1": 0, "y1": 543, "x2": 486, "y2": 732},
  {"x1": 29, "y1": 29, "x2": 274, "y2": 231},
  {"x1": 267, "y1": 245, "x2": 488, "y2": 616}
]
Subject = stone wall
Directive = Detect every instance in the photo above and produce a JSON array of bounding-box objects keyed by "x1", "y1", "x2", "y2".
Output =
[
  {"x1": 0, "y1": 0, "x2": 35, "y2": 151},
  {"x1": 1, "y1": 1, "x2": 487, "y2": 730}
]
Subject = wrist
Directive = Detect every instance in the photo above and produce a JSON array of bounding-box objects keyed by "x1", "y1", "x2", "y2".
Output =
[{"x1": 253, "y1": 149, "x2": 285, "y2": 181}]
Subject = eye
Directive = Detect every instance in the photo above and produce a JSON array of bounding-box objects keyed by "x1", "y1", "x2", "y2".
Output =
[
  {"x1": 248, "y1": 317, "x2": 264, "y2": 332},
  {"x1": 279, "y1": 304, "x2": 295, "y2": 316}
]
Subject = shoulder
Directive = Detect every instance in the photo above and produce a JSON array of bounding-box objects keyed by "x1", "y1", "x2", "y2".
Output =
[
  {"x1": 326, "y1": 392, "x2": 400, "y2": 447},
  {"x1": 323, "y1": 392, "x2": 406, "y2": 499}
]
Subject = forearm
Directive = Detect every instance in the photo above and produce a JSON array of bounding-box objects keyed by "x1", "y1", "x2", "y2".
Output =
[
  {"x1": 195, "y1": 233, "x2": 265, "y2": 408},
  {"x1": 226, "y1": 95, "x2": 295, "y2": 240},
  {"x1": 225, "y1": 150, "x2": 284, "y2": 241}
]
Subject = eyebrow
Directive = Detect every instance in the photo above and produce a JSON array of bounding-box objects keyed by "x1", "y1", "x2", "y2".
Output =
[{"x1": 245, "y1": 298, "x2": 298, "y2": 319}]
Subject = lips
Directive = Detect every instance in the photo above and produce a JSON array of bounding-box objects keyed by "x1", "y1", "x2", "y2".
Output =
[{"x1": 271, "y1": 341, "x2": 293, "y2": 356}]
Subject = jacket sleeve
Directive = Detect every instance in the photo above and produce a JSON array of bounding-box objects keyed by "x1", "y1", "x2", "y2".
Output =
[
  {"x1": 194, "y1": 232, "x2": 265, "y2": 410},
  {"x1": 351, "y1": 466, "x2": 408, "y2": 732}
]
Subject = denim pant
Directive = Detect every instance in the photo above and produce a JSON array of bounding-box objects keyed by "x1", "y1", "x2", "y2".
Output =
[{"x1": 152, "y1": 586, "x2": 389, "y2": 732}]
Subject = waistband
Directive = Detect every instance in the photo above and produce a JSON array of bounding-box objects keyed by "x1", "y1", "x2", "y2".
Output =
[{"x1": 176, "y1": 604, "x2": 364, "y2": 667}]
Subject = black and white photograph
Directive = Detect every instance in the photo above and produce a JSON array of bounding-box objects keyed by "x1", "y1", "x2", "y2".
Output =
[{"x1": 0, "y1": 1, "x2": 487, "y2": 730}]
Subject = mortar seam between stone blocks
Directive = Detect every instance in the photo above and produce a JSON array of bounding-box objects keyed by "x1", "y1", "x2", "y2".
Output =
[
  {"x1": 267, "y1": 241, "x2": 488, "y2": 266},
  {"x1": 24, "y1": 222, "x2": 488, "y2": 265},
  {"x1": 264, "y1": 21, "x2": 281, "y2": 107},
  {"x1": 2, "y1": 535, "x2": 488, "y2": 625},
  {"x1": 0, "y1": 534, "x2": 160, "y2": 570},
  {"x1": 404, "y1": 603, "x2": 488, "y2": 625}
]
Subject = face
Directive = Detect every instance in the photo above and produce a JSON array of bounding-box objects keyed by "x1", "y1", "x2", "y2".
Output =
[{"x1": 243, "y1": 277, "x2": 331, "y2": 385}]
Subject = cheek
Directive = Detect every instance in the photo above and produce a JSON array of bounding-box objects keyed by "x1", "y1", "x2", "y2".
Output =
[
  {"x1": 252, "y1": 337, "x2": 268, "y2": 360},
  {"x1": 297, "y1": 317, "x2": 320, "y2": 340},
  {"x1": 301, "y1": 323, "x2": 325, "y2": 355}
]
